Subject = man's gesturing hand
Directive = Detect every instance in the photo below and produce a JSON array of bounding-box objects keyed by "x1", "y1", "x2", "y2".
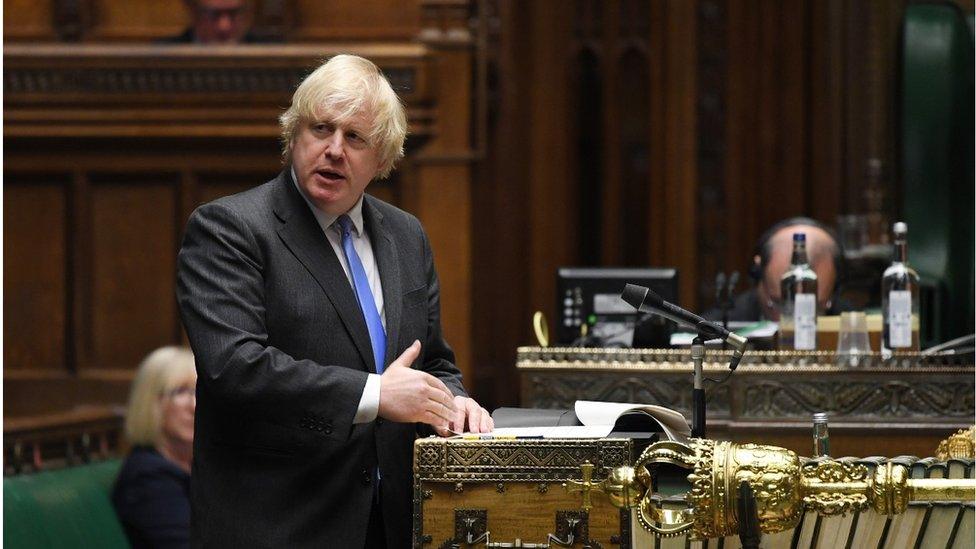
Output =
[{"x1": 378, "y1": 340, "x2": 457, "y2": 430}]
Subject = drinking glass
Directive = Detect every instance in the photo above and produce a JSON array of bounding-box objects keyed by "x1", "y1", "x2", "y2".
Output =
[{"x1": 837, "y1": 311, "x2": 871, "y2": 367}]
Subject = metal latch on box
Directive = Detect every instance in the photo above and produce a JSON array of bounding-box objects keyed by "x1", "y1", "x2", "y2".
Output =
[{"x1": 446, "y1": 509, "x2": 597, "y2": 548}]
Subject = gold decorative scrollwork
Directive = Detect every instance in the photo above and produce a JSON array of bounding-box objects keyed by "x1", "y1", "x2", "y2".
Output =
[
  {"x1": 600, "y1": 439, "x2": 976, "y2": 540},
  {"x1": 800, "y1": 460, "x2": 870, "y2": 515},
  {"x1": 936, "y1": 426, "x2": 975, "y2": 460}
]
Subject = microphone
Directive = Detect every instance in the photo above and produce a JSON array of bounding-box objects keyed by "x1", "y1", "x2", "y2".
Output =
[
  {"x1": 621, "y1": 283, "x2": 748, "y2": 370},
  {"x1": 714, "y1": 272, "x2": 726, "y2": 305},
  {"x1": 726, "y1": 271, "x2": 740, "y2": 301}
]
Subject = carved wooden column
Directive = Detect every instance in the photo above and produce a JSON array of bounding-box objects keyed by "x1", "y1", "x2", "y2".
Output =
[{"x1": 414, "y1": 0, "x2": 476, "y2": 387}]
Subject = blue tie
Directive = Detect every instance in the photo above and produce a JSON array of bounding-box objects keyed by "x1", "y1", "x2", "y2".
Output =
[{"x1": 336, "y1": 215, "x2": 386, "y2": 374}]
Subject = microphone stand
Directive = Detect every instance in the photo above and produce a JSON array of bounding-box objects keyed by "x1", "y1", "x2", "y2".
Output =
[
  {"x1": 691, "y1": 336, "x2": 706, "y2": 438},
  {"x1": 618, "y1": 283, "x2": 748, "y2": 439}
]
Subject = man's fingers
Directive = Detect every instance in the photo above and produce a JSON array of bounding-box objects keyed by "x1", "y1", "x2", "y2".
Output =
[
  {"x1": 452, "y1": 397, "x2": 466, "y2": 433},
  {"x1": 480, "y1": 409, "x2": 493, "y2": 433},
  {"x1": 424, "y1": 409, "x2": 452, "y2": 430},
  {"x1": 424, "y1": 376, "x2": 457, "y2": 413},
  {"x1": 465, "y1": 402, "x2": 489, "y2": 434}
]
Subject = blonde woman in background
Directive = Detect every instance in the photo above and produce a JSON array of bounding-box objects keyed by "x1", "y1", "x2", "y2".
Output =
[{"x1": 111, "y1": 346, "x2": 196, "y2": 549}]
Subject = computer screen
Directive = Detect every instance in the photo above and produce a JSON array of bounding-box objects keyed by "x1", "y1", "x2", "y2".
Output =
[{"x1": 556, "y1": 267, "x2": 679, "y2": 347}]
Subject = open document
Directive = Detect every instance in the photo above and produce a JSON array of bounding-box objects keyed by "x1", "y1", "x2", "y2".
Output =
[{"x1": 474, "y1": 400, "x2": 690, "y2": 441}]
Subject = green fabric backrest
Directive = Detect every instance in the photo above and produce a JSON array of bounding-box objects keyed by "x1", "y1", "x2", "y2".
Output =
[
  {"x1": 3, "y1": 459, "x2": 130, "y2": 549},
  {"x1": 900, "y1": 1, "x2": 975, "y2": 344}
]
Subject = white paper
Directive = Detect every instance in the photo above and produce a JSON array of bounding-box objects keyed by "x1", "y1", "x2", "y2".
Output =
[
  {"x1": 888, "y1": 290, "x2": 912, "y2": 348},
  {"x1": 794, "y1": 293, "x2": 817, "y2": 350},
  {"x1": 575, "y1": 400, "x2": 690, "y2": 441},
  {"x1": 483, "y1": 426, "x2": 611, "y2": 439},
  {"x1": 475, "y1": 401, "x2": 691, "y2": 441}
]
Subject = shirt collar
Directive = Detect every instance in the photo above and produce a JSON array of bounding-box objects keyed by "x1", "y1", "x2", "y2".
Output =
[{"x1": 291, "y1": 166, "x2": 366, "y2": 236}]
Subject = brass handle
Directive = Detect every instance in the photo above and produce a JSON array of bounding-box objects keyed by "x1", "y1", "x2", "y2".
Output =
[
  {"x1": 459, "y1": 514, "x2": 585, "y2": 548},
  {"x1": 532, "y1": 311, "x2": 549, "y2": 347}
]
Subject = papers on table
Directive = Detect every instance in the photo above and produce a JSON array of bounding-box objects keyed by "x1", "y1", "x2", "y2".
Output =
[{"x1": 465, "y1": 400, "x2": 690, "y2": 441}]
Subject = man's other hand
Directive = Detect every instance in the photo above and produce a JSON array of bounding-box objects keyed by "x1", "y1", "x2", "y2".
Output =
[
  {"x1": 378, "y1": 340, "x2": 457, "y2": 430},
  {"x1": 435, "y1": 396, "x2": 493, "y2": 437}
]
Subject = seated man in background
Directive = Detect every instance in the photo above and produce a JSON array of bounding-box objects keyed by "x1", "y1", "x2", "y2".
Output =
[
  {"x1": 112, "y1": 346, "x2": 196, "y2": 549},
  {"x1": 159, "y1": 0, "x2": 259, "y2": 44},
  {"x1": 708, "y1": 217, "x2": 848, "y2": 322}
]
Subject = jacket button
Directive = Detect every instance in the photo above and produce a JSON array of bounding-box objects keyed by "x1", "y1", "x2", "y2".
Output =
[
  {"x1": 324, "y1": 423, "x2": 333, "y2": 434},
  {"x1": 362, "y1": 469, "x2": 372, "y2": 485}
]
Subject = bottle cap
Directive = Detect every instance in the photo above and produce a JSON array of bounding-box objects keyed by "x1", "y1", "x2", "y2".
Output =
[
  {"x1": 812, "y1": 412, "x2": 828, "y2": 423},
  {"x1": 793, "y1": 232, "x2": 806, "y2": 242},
  {"x1": 893, "y1": 222, "x2": 907, "y2": 236}
]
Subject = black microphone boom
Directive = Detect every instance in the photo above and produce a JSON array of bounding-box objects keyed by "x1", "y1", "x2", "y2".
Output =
[{"x1": 620, "y1": 283, "x2": 747, "y2": 370}]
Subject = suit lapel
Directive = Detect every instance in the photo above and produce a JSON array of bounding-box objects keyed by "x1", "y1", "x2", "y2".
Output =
[
  {"x1": 271, "y1": 171, "x2": 376, "y2": 372},
  {"x1": 363, "y1": 196, "x2": 401, "y2": 370}
]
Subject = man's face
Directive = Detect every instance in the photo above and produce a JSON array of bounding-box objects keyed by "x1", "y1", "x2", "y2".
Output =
[
  {"x1": 191, "y1": 0, "x2": 249, "y2": 43},
  {"x1": 290, "y1": 108, "x2": 381, "y2": 215},
  {"x1": 757, "y1": 227, "x2": 838, "y2": 320}
]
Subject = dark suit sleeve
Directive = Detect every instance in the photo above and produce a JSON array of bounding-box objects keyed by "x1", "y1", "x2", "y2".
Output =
[
  {"x1": 418, "y1": 224, "x2": 467, "y2": 398},
  {"x1": 177, "y1": 202, "x2": 367, "y2": 434}
]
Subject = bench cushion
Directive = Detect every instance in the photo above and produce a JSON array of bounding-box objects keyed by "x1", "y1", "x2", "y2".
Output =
[{"x1": 4, "y1": 460, "x2": 129, "y2": 549}]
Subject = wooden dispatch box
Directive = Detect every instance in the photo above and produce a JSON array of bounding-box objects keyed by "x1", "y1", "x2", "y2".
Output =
[{"x1": 413, "y1": 437, "x2": 635, "y2": 548}]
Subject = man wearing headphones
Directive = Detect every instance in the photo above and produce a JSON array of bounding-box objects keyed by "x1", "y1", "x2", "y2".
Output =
[{"x1": 708, "y1": 217, "x2": 848, "y2": 322}]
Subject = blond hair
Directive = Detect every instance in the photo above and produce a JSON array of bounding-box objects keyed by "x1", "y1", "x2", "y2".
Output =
[
  {"x1": 124, "y1": 346, "x2": 196, "y2": 448},
  {"x1": 279, "y1": 54, "x2": 408, "y2": 179}
]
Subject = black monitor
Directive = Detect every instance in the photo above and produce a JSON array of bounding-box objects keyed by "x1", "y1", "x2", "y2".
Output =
[{"x1": 556, "y1": 267, "x2": 679, "y2": 347}]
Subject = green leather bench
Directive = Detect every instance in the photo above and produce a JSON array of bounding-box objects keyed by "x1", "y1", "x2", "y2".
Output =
[{"x1": 3, "y1": 459, "x2": 130, "y2": 549}]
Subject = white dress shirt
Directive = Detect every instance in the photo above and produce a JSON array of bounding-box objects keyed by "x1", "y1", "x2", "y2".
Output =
[{"x1": 292, "y1": 170, "x2": 383, "y2": 423}]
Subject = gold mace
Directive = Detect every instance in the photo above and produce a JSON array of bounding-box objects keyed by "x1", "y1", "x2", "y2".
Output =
[{"x1": 583, "y1": 439, "x2": 976, "y2": 540}]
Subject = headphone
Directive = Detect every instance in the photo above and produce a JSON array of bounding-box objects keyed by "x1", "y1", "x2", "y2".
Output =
[{"x1": 747, "y1": 217, "x2": 847, "y2": 308}]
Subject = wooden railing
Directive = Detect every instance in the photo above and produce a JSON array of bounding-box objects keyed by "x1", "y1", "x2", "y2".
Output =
[
  {"x1": 4, "y1": 406, "x2": 125, "y2": 475},
  {"x1": 4, "y1": 43, "x2": 435, "y2": 140}
]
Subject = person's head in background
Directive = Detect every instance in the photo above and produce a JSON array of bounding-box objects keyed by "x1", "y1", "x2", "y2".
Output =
[
  {"x1": 124, "y1": 347, "x2": 197, "y2": 472},
  {"x1": 754, "y1": 218, "x2": 842, "y2": 321},
  {"x1": 185, "y1": 0, "x2": 252, "y2": 44}
]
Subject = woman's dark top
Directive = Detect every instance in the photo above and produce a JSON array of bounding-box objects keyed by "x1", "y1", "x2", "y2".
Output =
[{"x1": 111, "y1": 446, "x2": 190, "y2": 549}]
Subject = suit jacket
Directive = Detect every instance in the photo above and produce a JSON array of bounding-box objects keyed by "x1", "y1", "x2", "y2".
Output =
[{"x1": 176, "y1": 170, "x2": 466, "y2": 548}]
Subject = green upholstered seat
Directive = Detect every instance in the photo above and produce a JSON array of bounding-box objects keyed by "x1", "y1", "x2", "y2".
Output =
[{"x1": 3, "y1": 459, "x2": 129, "y2": 549}]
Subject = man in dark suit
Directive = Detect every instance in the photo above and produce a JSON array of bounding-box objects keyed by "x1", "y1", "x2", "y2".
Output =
[{"x1": 177, "y1": 54, "x2": 492, "y2": 548}]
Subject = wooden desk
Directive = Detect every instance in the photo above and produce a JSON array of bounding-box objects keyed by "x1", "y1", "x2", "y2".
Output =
[{"x1": 517, "y1": 347, "x2": 974, "y2": 458}]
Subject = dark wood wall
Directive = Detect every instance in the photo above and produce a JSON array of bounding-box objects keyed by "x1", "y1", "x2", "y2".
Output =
[
  {"x1": 5, "y1": 0, "x2": 941, "y2": 422},
  {"x1": 3, "y1": 0, "x2": 424, "y2": 42},
  {"x1": 4, "y1": 1, "x2": 479, "y2": 420},
  {"x1": 472, "y1": 0, "x2": 915, "y2": 408}
]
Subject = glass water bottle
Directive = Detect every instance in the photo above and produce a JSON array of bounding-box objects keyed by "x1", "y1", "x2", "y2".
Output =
[
  {"x1": 881, "y1": 222, "x2": 920, "y2": 352},
  {"x1": 779, "y1": 233, "x2": 819, "y2": 350}
]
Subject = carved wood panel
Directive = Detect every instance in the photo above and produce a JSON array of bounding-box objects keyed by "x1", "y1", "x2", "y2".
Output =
[
  {"x1": 88, "y1": 176, "x2": 180, "y2": 371},
  {"x1": 3, "y1": 176, "x2": 70, "y2": 373},
  {"x1": 3, "y1": 39, "x2": 476, "y2": 420}
]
